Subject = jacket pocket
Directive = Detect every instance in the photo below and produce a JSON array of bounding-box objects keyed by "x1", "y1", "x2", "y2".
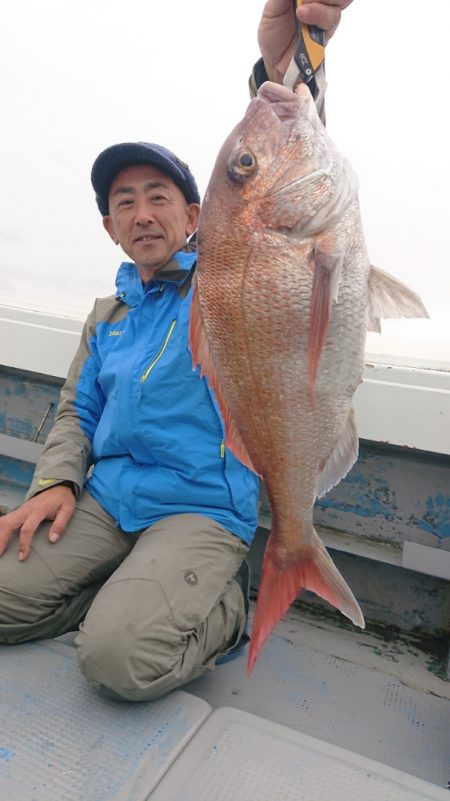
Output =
[{"x1": 140, "y1": 319, "x2": 177, "y2": 382}]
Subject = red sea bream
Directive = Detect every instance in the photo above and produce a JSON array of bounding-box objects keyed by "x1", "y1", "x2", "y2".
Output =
[{"x1": 189, "y1": 81, "x2": 428, "y2": 672}]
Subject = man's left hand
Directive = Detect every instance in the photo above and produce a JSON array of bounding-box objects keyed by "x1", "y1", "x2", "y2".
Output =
[{"x1": 258, "y1": 0, "x2": 354, "y2": 84}]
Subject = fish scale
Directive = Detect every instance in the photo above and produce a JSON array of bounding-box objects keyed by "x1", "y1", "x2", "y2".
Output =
[{"x1": 190, "y1": 80, "x2": 428, "y2": 673}]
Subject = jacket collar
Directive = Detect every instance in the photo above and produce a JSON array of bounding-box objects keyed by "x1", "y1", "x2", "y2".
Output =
[{"x1": 115, "y1": 248, "x2": 197, "y2": 307}]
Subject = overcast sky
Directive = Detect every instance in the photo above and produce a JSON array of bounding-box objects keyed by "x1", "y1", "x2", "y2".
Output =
[{"x1": 1, "y1": 1, "x2": 449, "y2": 365}]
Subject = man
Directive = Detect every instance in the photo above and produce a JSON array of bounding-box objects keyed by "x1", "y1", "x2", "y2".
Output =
[{"x1": 0, "y1": 0, "x2": 353, "y2": 701}]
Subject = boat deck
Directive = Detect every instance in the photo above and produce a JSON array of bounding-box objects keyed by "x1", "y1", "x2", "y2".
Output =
[
  {"x1": 0, "y1": 360, "x2": 449, "y2": 798},
  {"x1": 1, "y1": 602, "x2": 449, "y2": 800}
]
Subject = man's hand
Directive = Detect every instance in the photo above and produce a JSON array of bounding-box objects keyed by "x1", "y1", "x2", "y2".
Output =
[
  {"x1": 258, "y1": 0, "x2": 354, "y2": 84},
  {"x1": 0, "y1": 485, "x2": 76, "y2": 561}
]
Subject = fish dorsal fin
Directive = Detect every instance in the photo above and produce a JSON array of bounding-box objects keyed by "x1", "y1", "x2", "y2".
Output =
[
  {"x1": 367, "y1": 265, "x2": 429, "y2": 332},
  {"x1": 189, "y1": 281, "x2": 258, "y2": 474},
  {"x1": 316, "y1": 407, "x2": 359, "y2": 499},
  {"x1": 308, "y1": 246, "x2": 344, "y2": 401}
]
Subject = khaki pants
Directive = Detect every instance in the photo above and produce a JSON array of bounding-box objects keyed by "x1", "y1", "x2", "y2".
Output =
[{"x1": 0, "y1": 491, "x2": 248, "y2": 701}]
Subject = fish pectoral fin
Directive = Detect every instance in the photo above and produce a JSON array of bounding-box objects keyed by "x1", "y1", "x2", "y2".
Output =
[
  {"x1": 189, "y1": 280, "x2": 258, "y2": 474},
  {"x1": 316, "y1": 408, "x2": 359, "y2": 499},
  {"x1": 367, "y1": 265, "x2": 429, "y2": 331},
  {"x1": 247, "y1": 531, "x2": 365, "y2": 674},
  {"x1": 308, "y1": 247, "x2": 344, "y2": 400}
]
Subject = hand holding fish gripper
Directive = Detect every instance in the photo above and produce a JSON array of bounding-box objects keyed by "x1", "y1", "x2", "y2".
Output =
[{"x1": 283, "y1": 0, "x2": 325, "y2": 97}]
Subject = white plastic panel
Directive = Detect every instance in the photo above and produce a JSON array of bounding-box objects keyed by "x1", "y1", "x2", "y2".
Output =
[
  {"x1": 0, "y1": 306, "x2": 82, "y2": 379},
  {"x1": 151, "y1": 706, "x2": 450, "y2": 801},
  {"x1": 1, "y1": 306, "x2": 449, "y2": 455},
  {"x1": 402, "y1": 540, "x2": 450, "y2": 580},
  {"x1": 354, "y1": 362, "x2": 450, "y2": 455}
]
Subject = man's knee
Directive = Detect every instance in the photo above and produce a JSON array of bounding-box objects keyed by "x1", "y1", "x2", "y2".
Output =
[
  {"x1": 76, "y1": 615, "x2": 184, "y2": 701},
  {"x1": 74, "y1": 553, "x2": 245, "y2": 701}
]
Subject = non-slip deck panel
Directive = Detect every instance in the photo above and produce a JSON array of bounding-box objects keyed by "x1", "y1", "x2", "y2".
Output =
[
  {"x1": 186, "y1": 627, "x2": 450, "y2": 787},
  {"x1": 0, "y1": 640, "x2": 210, "y2": 801},
  {"x1": 151, "y1": 706, "x2": 450, "y2": 801}
]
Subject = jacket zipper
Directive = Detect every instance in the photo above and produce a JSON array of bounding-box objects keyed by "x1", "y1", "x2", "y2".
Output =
[
  {"x1": 140, "y1": 319, "x2": 177, "y2": 382},
  {"x1": 205, "y1": 382, "x2": 226, "y2": 459}
]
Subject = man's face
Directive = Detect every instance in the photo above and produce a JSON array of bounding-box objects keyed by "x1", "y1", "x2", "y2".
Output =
[{"x1": 103, "y1": 164, "x2": 200, "y2": 282}]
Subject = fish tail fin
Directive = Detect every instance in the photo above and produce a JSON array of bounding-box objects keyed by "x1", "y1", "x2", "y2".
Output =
[{"x1": 247, "y1": 529, "x2": 365, "y2": 674}]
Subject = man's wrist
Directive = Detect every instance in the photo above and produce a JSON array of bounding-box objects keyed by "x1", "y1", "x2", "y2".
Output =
[
  {"x1": 249, "y1": 58, "x2": 271, "y2": 97},
  {"x1": 57, "y1": 481, "x2": 78, "y2": 499},
  {"x1": 253, "y1": 58, "x2": 270, "y2": 88}
]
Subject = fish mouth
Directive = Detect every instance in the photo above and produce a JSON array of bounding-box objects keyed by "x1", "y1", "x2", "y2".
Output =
[
  {"x1": 257, "y1": 81, "x2": 299, "y2": 123},
  {"x1": 258, "y1": 81, "x2": 296, "y2": 104},
  {"x1": 257, "y1": 81, "x2": 316, "y2": 125}
]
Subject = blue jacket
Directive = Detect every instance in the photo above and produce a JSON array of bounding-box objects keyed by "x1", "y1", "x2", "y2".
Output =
[{"x1": 28, "y1": 249, "x2": 259, "y2": 545}]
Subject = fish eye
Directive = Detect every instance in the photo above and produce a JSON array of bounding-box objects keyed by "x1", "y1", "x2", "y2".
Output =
[
  {"x1": 239, "y1": 153, "x2": 254, "y2": 168},
  {"x1": 228, "y1": 146, "x2": 258, "y2": 181}
]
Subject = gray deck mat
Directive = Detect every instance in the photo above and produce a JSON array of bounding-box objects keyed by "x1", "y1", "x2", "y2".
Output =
[
  {"x1": 150, "y1": 706, "x2": 450, "y2": 801},
  {"x1": 0, "y1": 640, "x2": 210, "y2": 801},
  {"x1": 185, "y1": 628, "x2": 450, "y2": 788}
]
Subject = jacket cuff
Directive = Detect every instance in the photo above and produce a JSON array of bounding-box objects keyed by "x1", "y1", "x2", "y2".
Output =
[
  {"x1": 26, "y1": 478, "x2": 80, "y2": 501},
  {"x1": 249, "y1": 58, "x2": 269, "y2": 98}
]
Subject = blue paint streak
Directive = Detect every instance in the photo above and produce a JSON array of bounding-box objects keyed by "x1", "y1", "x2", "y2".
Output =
[
  {"x1": 411, "y1": 494, "x2": 450, "y2": 538},
  {"x1": 317, "y1": 495, "x2": 396, "y2": 521},
  {"x1": 0, "y1": 747, "x2": 14, "y2": 761},
  {"x1": 315, "y1": 467, "x2": 398, "y2": 521}
]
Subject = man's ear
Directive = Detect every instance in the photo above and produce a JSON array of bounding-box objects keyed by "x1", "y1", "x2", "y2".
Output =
[
  {"x1": 186, "y1": 203, "x2": 201, "y2": 237},
  {"x1": 103, "y1": 216, "x2": 119, "y2": 245}
]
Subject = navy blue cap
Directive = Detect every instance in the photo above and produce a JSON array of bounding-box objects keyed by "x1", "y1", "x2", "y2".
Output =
[{"x1": 91, "y1": 142, "x2": 201, "y2": 215}]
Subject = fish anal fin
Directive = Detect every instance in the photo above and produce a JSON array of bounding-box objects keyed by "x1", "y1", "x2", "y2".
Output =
[
  {"x1": 247, "y1": 531, "x2": 365, "y2": 674},
  {"x1": 308, "y1": 248, "x2": 344, "y2": 400},
  {"x1": 316, "y1": 408, "x2": 359, "y2": 498},
  {"x1": 224, "y1": 420, "x2": 259, "y2": 475},
  {"x1": 368, "y1": 265, "x2": 429, "y2": 331},
  {"x1": 189, "y1": 281, "x2": 258, "y2": 474}
]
